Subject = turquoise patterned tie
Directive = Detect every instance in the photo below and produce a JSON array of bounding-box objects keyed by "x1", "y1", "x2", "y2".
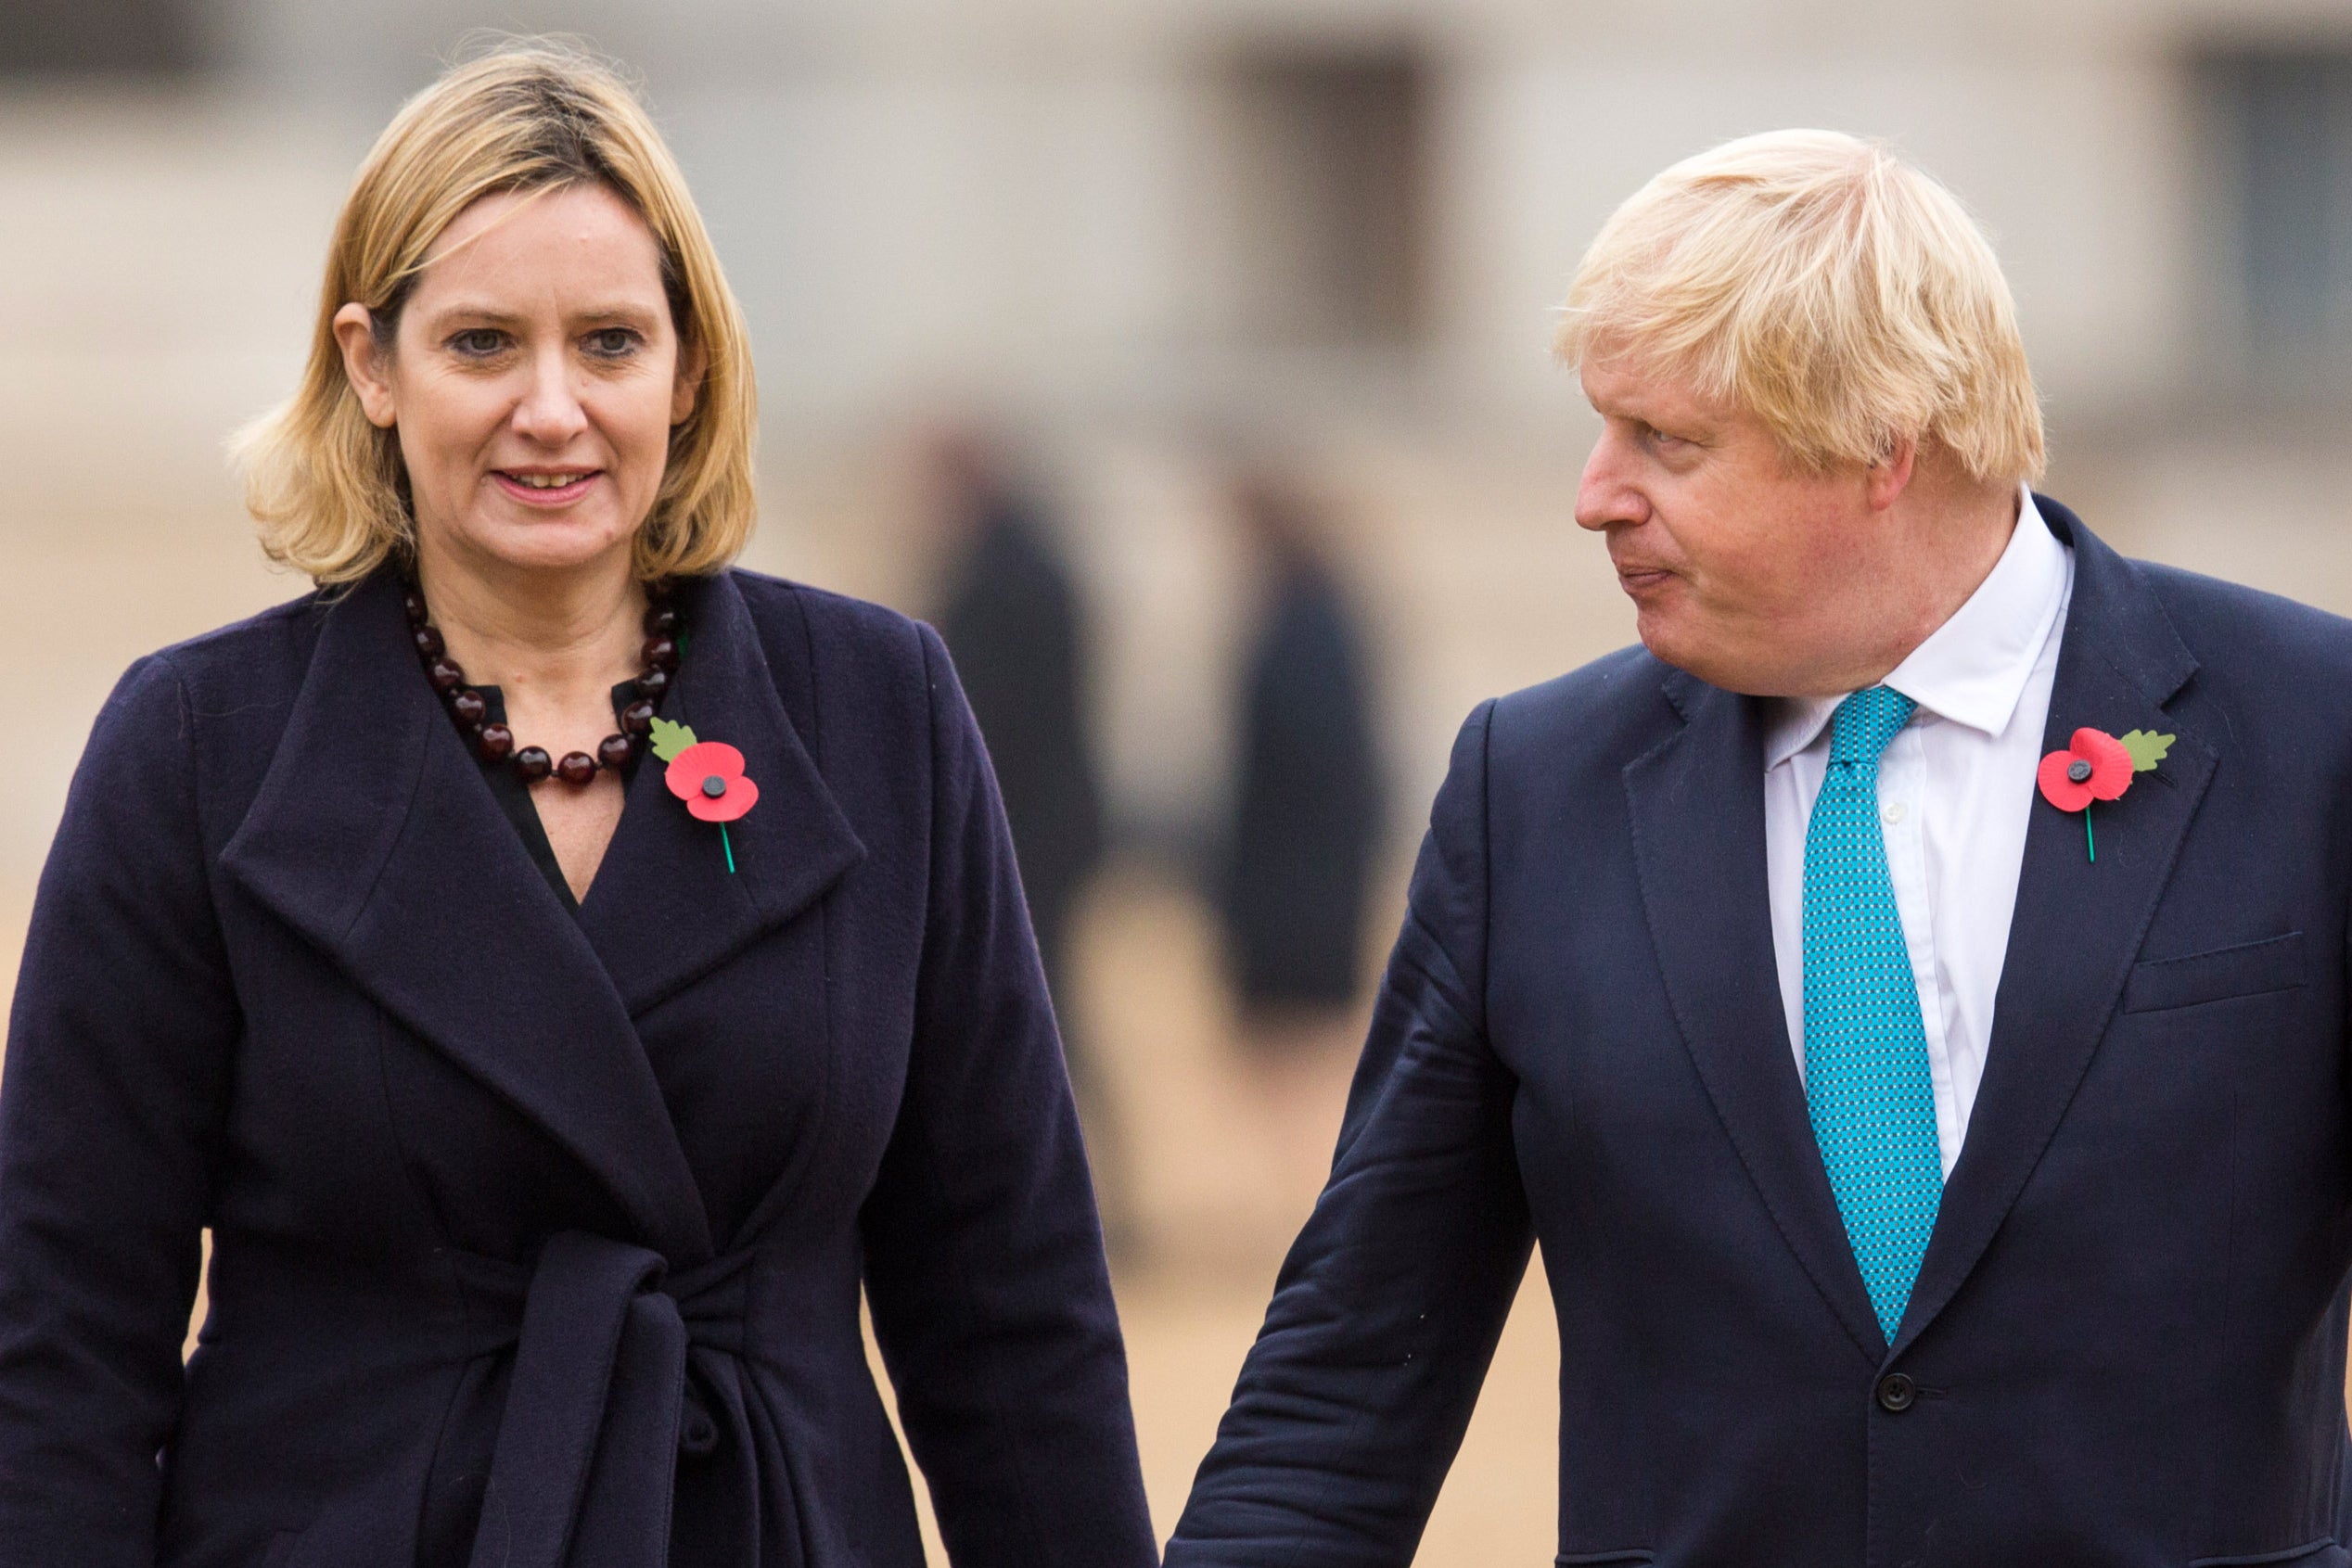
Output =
[{"x1": 1802, "y1": 687, "x2": 1943, "y2": 1341}]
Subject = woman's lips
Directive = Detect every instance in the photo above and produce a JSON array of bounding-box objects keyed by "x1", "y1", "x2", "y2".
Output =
[{"x1": 492, "y1": 470, "x2": 601, "y2": 505}]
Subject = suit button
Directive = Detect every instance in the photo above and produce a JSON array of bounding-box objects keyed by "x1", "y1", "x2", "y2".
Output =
[
  {"x1": 1875, "y1": 1372, "x2": 1916, "y2": 1412},
  {"x1": 680, "y1": 1409, "x2": 720, "y2": 1456}
]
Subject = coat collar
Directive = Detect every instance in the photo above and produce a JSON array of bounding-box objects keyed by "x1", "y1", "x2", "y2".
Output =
[
  {"x1": 1889, "y1": 495, "x2": 2210, "y2": 1357},
  {"x1": 220, "y1": 570, "x2": 865, "y2": 1264},
  {"x1": 1626, "y1": 669, "x2": 1890, "y2": 1364},
  {"x1": 1626, "y1": 497, "x2": 2210, "y2": 1365}
]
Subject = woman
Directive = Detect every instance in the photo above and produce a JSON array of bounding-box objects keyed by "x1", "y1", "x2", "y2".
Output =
[{"x1": 0, "y1": 45, "x2": 1156, "y2": 1568}]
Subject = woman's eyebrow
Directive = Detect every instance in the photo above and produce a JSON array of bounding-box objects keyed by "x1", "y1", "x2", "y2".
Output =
[
  {"x1": 420, "y1": 300, "x2": 660, "y2": 328},
  {"x1": 418, "y1": 300, "x2": 527, "y2": 329}
]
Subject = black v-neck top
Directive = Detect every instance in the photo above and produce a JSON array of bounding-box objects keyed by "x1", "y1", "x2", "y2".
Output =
[{"x1": 472, "y1": 682, "x2": 646, "y2": 915}]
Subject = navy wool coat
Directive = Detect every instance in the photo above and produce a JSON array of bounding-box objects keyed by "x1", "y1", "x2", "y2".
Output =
[
  {"x1": 1170, "y1": 502, "x2": 2352, "y2": 1566},
  {"x1": 0, "y1": 568, "x2": 1157, "y2": 1568}
]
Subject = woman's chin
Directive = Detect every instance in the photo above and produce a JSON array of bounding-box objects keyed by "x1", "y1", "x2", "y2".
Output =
[{"x1": 442, "y1": 515, "x2": 638, "y2": 580}]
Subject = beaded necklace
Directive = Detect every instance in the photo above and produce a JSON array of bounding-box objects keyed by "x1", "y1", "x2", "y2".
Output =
[{"x1": 403, "y1": 580, "x2": 680, "y2": 786}]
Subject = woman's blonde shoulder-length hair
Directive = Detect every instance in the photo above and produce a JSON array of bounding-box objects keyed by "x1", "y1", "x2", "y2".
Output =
[
  {"x1": 237, "y1": 41, "x2": 758, "y2": 585},
  {"x1": 1555, "y1": 128, "x2": 2045, "y2": 487}
]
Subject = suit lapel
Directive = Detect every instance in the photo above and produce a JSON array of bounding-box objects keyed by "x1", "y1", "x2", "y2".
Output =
[
  {"x1": 1625, "y1": 672, "x2": 1887, "y2": 1363},
  {"x1": 221, "y1": 572, "x2": 711, "y2": 1264},
  {"x1": 1891, "y1": 503, "x2": 2212, "y2": 1356},
  {"x1": 573, "y1": 572, "x2": 865, "y2": 1015}
]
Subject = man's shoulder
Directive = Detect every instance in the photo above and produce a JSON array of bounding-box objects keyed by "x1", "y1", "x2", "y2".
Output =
[
  {"x1": 1478, "y1": 644, "x2": 1680, "y2": 778},
  {"x1": 2132, "y1": 556, "x2": 2352, "y2": 681}
]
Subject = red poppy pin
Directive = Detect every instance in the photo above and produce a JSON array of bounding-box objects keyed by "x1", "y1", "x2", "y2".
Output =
[
  {"x1": 650, "y1": 718, "x2": 758, "y2": 873},
  {"x1": 2037, "y1": 727, "x2": 2172, "y2": 861}
]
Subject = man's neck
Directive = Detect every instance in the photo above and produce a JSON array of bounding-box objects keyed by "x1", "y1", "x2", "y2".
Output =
[{"x1": 1839, "y1": 478, "x2": 2023, "y2": 692}]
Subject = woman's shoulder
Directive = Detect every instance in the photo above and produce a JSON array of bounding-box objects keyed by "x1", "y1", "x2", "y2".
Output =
[
  {"x1": 105, "y1": 589, "x2": 334, "y2": 742},
  {"x1": 724, "y1": 568, "x2": 941, "y2": 684},
  {"x1": 137, "y1": 587, "x2": 336, "y2": 697}
]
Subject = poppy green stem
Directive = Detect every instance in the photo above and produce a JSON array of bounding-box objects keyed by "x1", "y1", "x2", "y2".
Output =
[
  {"x1": 2085, "y1": 803, "x2": 2095, "y2": 863},
  {"x1": 722, "y1": 822, "x2": 736, "y2": 874}
]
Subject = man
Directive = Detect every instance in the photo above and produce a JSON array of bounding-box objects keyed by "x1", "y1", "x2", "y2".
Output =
[{"x1": 1167, "y1": 129, "x2": 2352, "y2": 1565}]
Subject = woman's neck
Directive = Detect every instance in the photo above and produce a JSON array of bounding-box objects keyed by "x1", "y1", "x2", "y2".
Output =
[{"x1": 414, "y1": 540, "x2": 649, "y2": 703}]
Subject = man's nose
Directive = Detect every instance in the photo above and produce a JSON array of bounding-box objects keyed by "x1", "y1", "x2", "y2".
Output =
[{"x1": 1575, "y1": 432, "x2": 1647, "y2": 533}]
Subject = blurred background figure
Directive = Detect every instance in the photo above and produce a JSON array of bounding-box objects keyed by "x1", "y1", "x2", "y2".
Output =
[
  {"x1": 1217, "y1": 467, "x2": 1386, "y2": 1204},
  {"x1": 921, "y1": 425, "x2": 1127, "y2": 1246}
]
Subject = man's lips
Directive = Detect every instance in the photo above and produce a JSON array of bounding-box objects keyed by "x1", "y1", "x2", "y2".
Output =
[
  {"x1": 1614, "y1": 563, "x2": 1678, "y2": 593},
  {"x1": 491, "y1": 469, "x2": 602, "y2": 505}
]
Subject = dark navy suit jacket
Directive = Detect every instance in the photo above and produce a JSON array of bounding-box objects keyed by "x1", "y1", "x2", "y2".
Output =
[
  {"x1": 0, "y1": 569, "x2": 1156, "y2": 1567},
  {"x1": 1170, "y1": 500, "x2": 2352, "y2": 1567}
]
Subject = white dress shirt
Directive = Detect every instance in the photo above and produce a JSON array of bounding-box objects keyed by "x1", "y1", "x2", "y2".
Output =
[{"x1": 1765, "y1": 488, "x2": 2074, "y2": 1176}]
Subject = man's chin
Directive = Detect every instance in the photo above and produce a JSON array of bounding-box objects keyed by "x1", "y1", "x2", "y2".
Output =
[{"x1": 1633, "y1": 618, "x2": 1792, "y2": 697}]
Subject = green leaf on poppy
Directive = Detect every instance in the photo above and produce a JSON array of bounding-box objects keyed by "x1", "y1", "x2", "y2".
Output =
[
  {"x1": 2118, "y1": 729, "x2": 2174, "y2": 772},
  {"x1": 647, "y1": 717, "x2": 698, "y2": 761}
]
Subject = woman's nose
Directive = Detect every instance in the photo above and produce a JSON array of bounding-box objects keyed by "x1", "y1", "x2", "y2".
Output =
[{"x1": 510, "y1": 347, "x2": 589, "y2": 444}]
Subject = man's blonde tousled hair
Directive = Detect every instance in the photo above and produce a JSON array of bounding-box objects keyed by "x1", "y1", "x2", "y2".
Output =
[
  {"x1": 1556, "y1": 129, "x2": 2045, "y2": 485},
  {"x1": 236, "y1": 40, "x2": 758, "y2": 584}
]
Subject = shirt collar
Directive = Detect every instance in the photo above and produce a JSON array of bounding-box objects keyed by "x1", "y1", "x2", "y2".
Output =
[{"x1": 1764, "y1": 486, "x2": 2070, "y2": 770}]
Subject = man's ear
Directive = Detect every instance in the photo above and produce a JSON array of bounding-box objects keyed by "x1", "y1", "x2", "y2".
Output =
[
  {"x1": 1865, "y1": 435, "x2": 1918, "y2": 512},
  {"x1": 671, "y1": 338, "x2": 707, "y2": 427},
  {"x1": 332, "y1": 303, "x2": 398, "y2": 429}
]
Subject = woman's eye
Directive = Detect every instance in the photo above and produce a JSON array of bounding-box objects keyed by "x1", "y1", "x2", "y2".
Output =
[
  {"x1": 583, "y1": 328, "x2": 640, "y2": 357},
  {"x1": 448, "y1": 329, "x2": 507, "y2": 357}
]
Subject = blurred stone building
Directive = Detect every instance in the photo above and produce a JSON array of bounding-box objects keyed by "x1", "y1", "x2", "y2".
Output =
[{"x1": 9, "y1": 0, "x2": 2352, "y2": 859}]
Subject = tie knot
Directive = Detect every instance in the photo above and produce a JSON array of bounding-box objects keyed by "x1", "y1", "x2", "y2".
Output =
[{"x1": 1829, "y1": 687, "x2": 1915, "y2": 766}]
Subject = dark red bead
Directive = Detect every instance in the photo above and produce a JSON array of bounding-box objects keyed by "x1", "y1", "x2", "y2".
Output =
[
  {"x1": 644, "y1": 635, "x2": 680, "y2": 673},
  {"x1": 476, "y1": 723, "x2": 515, "y2": 763},
  {"x1": 411, "y1": 625, "x2": 445, "y2": 660},
  {"x1": 403, "y1": 590, "x2": 429, "y2": 626},
  {"x1": 620, "y1": 699, "x2": 656, "y2": 736},
  {"x1": 643, "y1": 605, "x2": 680, "y2": 637},
  {"x1": 449, "y1": 689, "x2": 488, "y2": 727},
  {"x1": 645, "y1": 576, "x2": 676, "y2": 602},
  {"x1": 555, "y1": 751, "x2": 598, "y2": 786},
  {"x1": 428, "y1": 657, "x2": 467, "y2": 695},
  {"x1": 635, "y1": 668, "x2": 671, "y2": 701},
  {"x1": 596, "y1": 733, "x2": 633, "y2": 771},
  {"x1": 514, "y1": 746, "x2": 553, "y2": 782}
]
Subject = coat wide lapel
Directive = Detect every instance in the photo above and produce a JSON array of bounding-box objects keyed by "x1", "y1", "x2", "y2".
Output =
[
  {"x1": 219, "y1": 573, "x2": 712, "y2": 1265},
  {"x1": 1892, "y1": 504, "x2": 2210, "y2": 1356},
  {"x1": 1625, "y1": 673, "x2": 1886, "y2": 1364},
  {"x1": 572, "y1": 571, "x2": 866, "y2": 1017}
]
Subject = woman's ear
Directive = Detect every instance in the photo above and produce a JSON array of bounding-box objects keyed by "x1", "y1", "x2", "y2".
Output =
[
  {"x1": 671, "y1": 338, "x2": 707, "y2": 427},
  {"x1": 332, "y1": 303, "x2": 399, "y2": 429}
]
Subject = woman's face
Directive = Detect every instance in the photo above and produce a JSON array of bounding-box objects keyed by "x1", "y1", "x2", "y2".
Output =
[{"x1": 335, "y1": 182, "x2": 700, "y2": 582}]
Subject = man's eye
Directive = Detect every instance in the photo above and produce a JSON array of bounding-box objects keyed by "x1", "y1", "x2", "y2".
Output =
[
  {"x1": 584, "y1": 328, "x2": 639, "y2": 357},
  {"x1": 449, "y1": 329, "x2": 506, "y2": 356}
]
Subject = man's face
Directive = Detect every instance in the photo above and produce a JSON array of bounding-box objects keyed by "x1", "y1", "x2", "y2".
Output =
[{"x1": 1575, "y1": 353, "x2": 1896, "y2": 697}]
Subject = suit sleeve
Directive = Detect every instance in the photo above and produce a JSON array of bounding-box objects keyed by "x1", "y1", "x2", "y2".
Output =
[
  {"x1": 1167, "y1": 698, "x2": 1534, "y2": 1568},
  {"x1": 858, "y1": 622, "x2": 1156, "y2": 1568},
  {"x1": 0, "y1": 656, "x2": 237, "y2": 1565}
]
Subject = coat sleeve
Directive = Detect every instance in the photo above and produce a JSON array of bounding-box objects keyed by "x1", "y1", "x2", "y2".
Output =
[
  {"x1": 0, "y1": 656, "x2": 238, "y2": 1566},
  {"x1": 858, "y1": 622, "x2": 1157, "y2": 1567},
  {"x1": 1166, "y1": 698, "x2": 1534, "y2": 1568}
]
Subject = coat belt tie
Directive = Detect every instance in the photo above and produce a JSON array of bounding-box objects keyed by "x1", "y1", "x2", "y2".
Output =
[{"x1": 462, "y1": 1231, "x2": 761, "y2": 1568}]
